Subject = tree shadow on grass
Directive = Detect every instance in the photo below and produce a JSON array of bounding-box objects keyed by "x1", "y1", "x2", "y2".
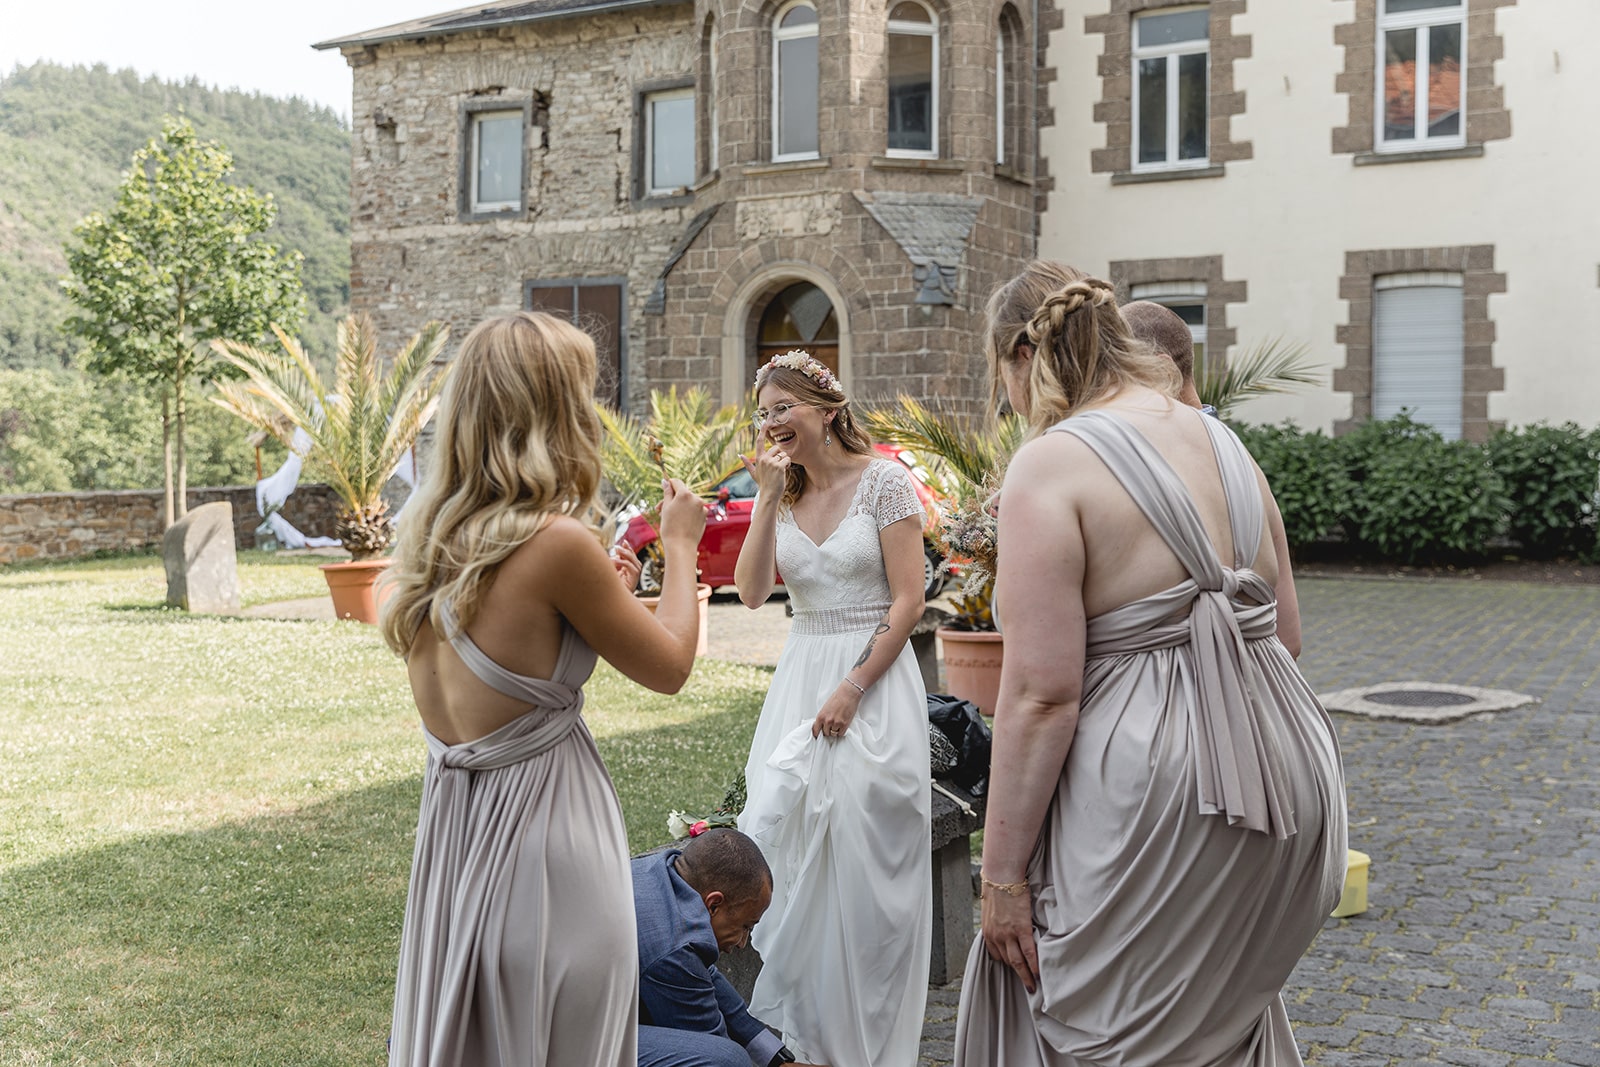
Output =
[
  {"x1": 0, "y1": 777, "x2": 419, "y2": 1066},
  {"x1": 0, "y1": 703, "x2": 766, "y2": 1065}
]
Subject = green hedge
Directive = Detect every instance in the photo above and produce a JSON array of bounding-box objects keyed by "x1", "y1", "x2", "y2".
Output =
[{"x1": 1233, "y1": 413, "x2": 1599, "y2": 565}]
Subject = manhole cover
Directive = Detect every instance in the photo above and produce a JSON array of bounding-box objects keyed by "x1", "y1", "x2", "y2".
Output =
[
  {"x1": 1319, "y1": 681, "x2": 1536, "y2": 723},
  {"x1": 1363, "y1": 689, "x2": 1477, "y2": 708}
]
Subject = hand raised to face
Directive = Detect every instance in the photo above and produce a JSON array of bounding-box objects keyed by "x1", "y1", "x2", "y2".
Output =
[{"x1": 741, "y1": 440, "x2": 792, "y2": 499}]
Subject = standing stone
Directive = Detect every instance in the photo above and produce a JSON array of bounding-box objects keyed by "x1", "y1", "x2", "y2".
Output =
[{"x1": 163, "y1": 502, "x2": 241, "y2": 613}]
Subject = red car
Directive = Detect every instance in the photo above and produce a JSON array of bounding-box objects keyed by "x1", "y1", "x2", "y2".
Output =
[{"x1": 618, "y1": 444, "x2": 949, "y2": 599}]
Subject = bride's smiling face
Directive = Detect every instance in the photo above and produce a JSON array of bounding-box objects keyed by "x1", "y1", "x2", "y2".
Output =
[{"x1": 756, "y1": 385, "x2": 829, "y2": 459}]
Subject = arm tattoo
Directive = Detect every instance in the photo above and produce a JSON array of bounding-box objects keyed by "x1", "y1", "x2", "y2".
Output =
[{"x1": 853, "y1": 620, "x2": 891, "y2": 669}]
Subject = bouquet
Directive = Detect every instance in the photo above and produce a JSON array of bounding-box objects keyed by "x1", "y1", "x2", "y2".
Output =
[
  {"x1": 935, "y1": 479, "x2": 1000, "y2": 631},
  {"x1": 666, "y1": 772, "x2": 746, "y2": 840}
]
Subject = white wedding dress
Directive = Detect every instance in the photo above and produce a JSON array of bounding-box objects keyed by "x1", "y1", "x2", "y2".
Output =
[{"x1": 739, "y1": 458, "x2": 933, "y2": 1067}]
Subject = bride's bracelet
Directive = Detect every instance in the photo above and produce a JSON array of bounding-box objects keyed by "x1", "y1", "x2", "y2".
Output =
[
  {"x1": 980, "y1": 873, "x2": 1029, "y2": 897},
  {"x1": 842, "y1": 676, "x2": 866, "y2": 696}
]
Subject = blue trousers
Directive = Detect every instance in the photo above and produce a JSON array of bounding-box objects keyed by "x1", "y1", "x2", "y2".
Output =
[{"x1": 637, "y1": 1025, "x2": 749, "y2": 1067}]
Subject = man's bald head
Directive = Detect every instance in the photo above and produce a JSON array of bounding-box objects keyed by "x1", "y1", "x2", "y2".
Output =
[{"x1": 1121, "y1": 301, "x2": 1196, "y2": 382}]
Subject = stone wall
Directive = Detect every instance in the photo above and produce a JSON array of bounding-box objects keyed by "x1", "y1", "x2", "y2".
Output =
[
  {"x1": 337, "y1": 0, "x2": 1040, "y2": 419},
  {"x1": 346, "y1": 8, "x2": 701, "y2": 410},
  {"x1": 0, "y1": 485, "x2": 343, "y2": 566}
]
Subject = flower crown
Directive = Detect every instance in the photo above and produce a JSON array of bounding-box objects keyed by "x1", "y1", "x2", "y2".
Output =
[{"x1": 757, "y1": 350, "x2": 841, "y2": 393}]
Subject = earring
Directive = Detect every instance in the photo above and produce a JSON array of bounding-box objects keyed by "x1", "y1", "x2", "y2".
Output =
[{"x1": 825, "y1": 428, "x2": 832, "y2": 446}]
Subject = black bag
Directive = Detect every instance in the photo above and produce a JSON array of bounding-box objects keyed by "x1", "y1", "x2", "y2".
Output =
[{"x1": 927, "y1": 692, "x2": 992, "y2": 797}]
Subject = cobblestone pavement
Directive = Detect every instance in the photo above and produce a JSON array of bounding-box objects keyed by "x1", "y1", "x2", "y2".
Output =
[{"x1": 899, "y1": 577, "x2": 1600, "y2": 1066}]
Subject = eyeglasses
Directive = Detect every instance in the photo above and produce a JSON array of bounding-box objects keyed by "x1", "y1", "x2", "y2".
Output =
[{"x1": 752, "y1": 402, "x2": 807, "y2": 428}]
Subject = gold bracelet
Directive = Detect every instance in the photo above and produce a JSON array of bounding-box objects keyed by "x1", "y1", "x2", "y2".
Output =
[{"x1": 980, "y1": 874, "x2": 1029, "y2": 897}]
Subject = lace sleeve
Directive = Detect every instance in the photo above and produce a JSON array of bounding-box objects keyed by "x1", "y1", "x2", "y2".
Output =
[{"x1": 872, "y1": 461, "x2": 924, "y2": 530}]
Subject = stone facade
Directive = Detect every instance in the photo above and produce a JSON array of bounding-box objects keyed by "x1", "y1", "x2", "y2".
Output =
[
  {"x1": 1333, "y1": 245, "x2": 1507, "y2": 441},
  {"x1": 1106, "y1": 254, "x2": 1246, "y2": 369},
  {"x1": 326, "y1": 0, "x2": 1040, "y2": 418},
  {"x1": 1084, "y1": 0, "x2": 1253, "y2": 179},
  {"x1": 1332, "y1": 0, "x2": 1516, "y2": 160},
  {"x1": 0, "y1": 485, "x2": 342, "y2": 566}
]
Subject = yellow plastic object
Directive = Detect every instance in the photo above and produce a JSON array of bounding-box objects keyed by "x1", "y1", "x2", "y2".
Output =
[{"x1": 1332, "y1": 849, "x2": 1370, "y2": 918}]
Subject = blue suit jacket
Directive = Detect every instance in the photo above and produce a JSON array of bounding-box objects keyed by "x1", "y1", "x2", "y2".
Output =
[{"x1": 632, "y1": 850, "x2": 783, "y2": 1067}]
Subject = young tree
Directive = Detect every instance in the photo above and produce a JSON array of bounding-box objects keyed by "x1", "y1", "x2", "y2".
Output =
[{"x1": 62, "y1": 115, "x2": 304, "y2": 525}]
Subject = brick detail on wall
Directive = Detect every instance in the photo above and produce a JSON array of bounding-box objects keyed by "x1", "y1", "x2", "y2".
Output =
[
  {"x1": 1332, "y1": 245, "x2": 1507, "y2": 442},
  {"x1": 1085, "y1": 0, "x2": 1252, "y2": 176},
  {"x1": 0, "y1": 485, "x2": 344, "y2": 566},
  {"x1": 1332, "y1": 0, "x2": 1515, "y2": 156},
  {"x1": 1107, "y1": 254, "x2": 1246, "y2": 365},
  {"x1": 1032, "y1": 0, "x2": 1063, "y2": 223}
]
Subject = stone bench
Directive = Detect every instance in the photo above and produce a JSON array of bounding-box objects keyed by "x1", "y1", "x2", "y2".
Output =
[{"x1": 711, "y1": 778, "x2": 985, "y2": 1002}]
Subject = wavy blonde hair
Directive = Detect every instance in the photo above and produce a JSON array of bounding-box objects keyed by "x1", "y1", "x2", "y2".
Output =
[
  {"x1": 985, "y1": 260, "x2": 1179, "y2": 437},
  {"x1": 754, "y1": 362, "x2": 873, "y2": 506},
  {"x1": 380, "y1": 312, "x2": 604, "y2": 656}
]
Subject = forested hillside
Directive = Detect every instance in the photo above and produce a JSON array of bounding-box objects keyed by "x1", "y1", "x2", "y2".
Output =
[{"x1": 0, "y1": 61, "x2": 351, "y2": 370}]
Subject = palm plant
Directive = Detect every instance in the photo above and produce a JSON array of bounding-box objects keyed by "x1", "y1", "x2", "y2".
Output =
[
  {"x1": 1197, "y1": 337, "x2": 1322, "y2": 420},
  {"x1": 597, "y1": 387, "x2": 750, "y2": 593},
  {"x1": 597, "y1": 386, "x2": 750, "y2": 506},
  {"x1": 210, "y1": 314, "x2": 451, "y2": 560},
  {"x1": 861, "y1": 396, "x2": 1023, "y2": 502},
  {"x1": 863, "y1": 397, "x2": 1022, "y2": 630}
]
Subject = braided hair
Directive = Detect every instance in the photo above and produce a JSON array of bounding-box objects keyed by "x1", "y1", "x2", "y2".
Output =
[{"x1": 984, "y1": 261, "x2": 1179, "y2": 436}]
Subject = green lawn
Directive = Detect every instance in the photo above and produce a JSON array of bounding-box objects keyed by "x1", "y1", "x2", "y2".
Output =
[{"x1": 0, "y1": 551, "x2": 769, "y2": 1065}]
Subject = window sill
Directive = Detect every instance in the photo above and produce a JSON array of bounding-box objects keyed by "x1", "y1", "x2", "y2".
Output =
[
  {"x1": 994, "y1": 163, "x2": 1033, "y2": 186},
  {"x1": 1110, "y1": 165, "x2": 1224, "y2": 185},
  {"x1": 871, "y1": 155, "x2": 964, "y2": 173},
  {"x1": 634, "y1": 191, "x2": 695, "y2": 209},
  {"x1": 1353, "y1": 144, "x2": 1484, "y2": 166},
  {"x1": 458, "y1": 207, "x2": 527, "y2": 223},
  {"x1": 690, "y1": 169, "x2": 720, "y2": 192},
  {"x1": 744, "y1": 157, "x2": 831, "y2": 176}
]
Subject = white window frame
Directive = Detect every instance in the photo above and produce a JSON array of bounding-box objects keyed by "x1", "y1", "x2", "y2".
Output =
[
  {"x1": 772, "y1": 0, "x2": 821, "y2": 163},
  {"x1": 995, "y1": 33, "x2": 1006, "y2": 165},
  {"x1": 1130, "y1": 6, "x2": 1210, "y2": 173},
  {"x1": 469, "y1": 109, "x2": 525, "y2": 214},
  {"x1": 709, "y1": 34, "x2": 720, "y2": 175},
  {"x1": 1131, "y1": 281, "x2": 1207, "y2": 359},
  {"x1": 643, "y1": 87, "x2": 695, "y2": 197},
  {"x1": 885, "y1": 1, "x2": 939, "y2": 160},
  {"x1": 1375, "y1": 0, "x2": 1466, "y2": 153},
  {"x1": 1372, "y1": 271, "x2": 1465, "y2": 439}
]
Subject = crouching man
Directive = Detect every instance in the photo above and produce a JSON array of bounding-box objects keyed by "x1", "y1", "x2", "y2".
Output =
[{"x1": 633, "y1": 828, "x2": 825, "y2": 1067}]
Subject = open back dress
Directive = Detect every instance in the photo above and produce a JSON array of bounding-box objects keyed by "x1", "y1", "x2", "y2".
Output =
[
  {"x1": 389, "y1": 603, "x2": 637, "y2": 1067},
  {"x1": 954, "y1": 410, "x2": 1348, "y2": 1067}
]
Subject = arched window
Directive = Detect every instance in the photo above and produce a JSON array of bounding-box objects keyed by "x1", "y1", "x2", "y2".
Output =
[
  {"x1": 700, "y1": 14, "x2": 719, "y2": 176},
  {"x1": 996, "y1": 5, "x2": 1023, "y2": 168},
  {"x1": 773, "y1": 2, "x2": 820, "y2": 161},
  {"x1": 758, "y1": 282, "x2": 839, "y2": 377},
  {"x1": 887, "y1": 1, "x2": 937, "y2": 157}
]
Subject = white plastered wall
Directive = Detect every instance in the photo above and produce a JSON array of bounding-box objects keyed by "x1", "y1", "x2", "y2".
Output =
[{"x1": 1039, "y1": 0, "x2": 1600, "y2": 431}]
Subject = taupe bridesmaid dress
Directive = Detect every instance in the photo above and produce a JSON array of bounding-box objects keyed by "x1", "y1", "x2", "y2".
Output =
[
  {"x1": 955, "y1": 410, "x2": 1348, "y2": 1067},
  {"x1": 389, "y1": 603, "x2": 637, "y2": 1067}
]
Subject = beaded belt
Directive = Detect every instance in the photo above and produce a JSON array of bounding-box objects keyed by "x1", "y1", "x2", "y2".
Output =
[{"x1": 790, "y1": 603, "x2": 891, "y2": 636}]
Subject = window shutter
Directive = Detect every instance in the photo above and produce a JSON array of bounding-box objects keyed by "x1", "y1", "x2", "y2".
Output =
[{"x1": 1372, "y1": 281, "x2": 1463, "y2": 440}]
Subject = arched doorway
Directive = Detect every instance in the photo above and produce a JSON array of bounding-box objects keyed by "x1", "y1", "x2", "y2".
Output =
[{"x1": 756, "y1": 282, "x2": 839, "y2": 376}]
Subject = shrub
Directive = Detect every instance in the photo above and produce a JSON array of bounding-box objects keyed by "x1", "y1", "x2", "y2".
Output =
[
  {"x1": 1486, "y1": 422, "x2": 1600, "y2": 559},
  {"x1": 1351, "y1": 432, "x2": 1509, "y2": 565},
  {"x1": 1231, "y1": 421, "x2": 1354, "y2": 554}
]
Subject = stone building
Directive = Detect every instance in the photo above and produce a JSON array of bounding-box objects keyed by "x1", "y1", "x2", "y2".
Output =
[{"x1": 315, "y1": 0, "x2": 1043, "y2": 415}]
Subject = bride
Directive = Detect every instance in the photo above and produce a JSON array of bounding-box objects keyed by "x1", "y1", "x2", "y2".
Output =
[{"x1": 734, "y1": 350, "x2": 932, "y2": 1067}]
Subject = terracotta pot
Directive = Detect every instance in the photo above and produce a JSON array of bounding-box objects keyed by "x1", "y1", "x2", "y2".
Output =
[
  {"x1": 320, "y1": 558, "x2": 394, "y2": 624},
  {"x1": 638, "y1": 583, "x2": 714, "y2": 656},
  {"x1": 937, "y1": 627, "x2": 1004, "y2": 716}
]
